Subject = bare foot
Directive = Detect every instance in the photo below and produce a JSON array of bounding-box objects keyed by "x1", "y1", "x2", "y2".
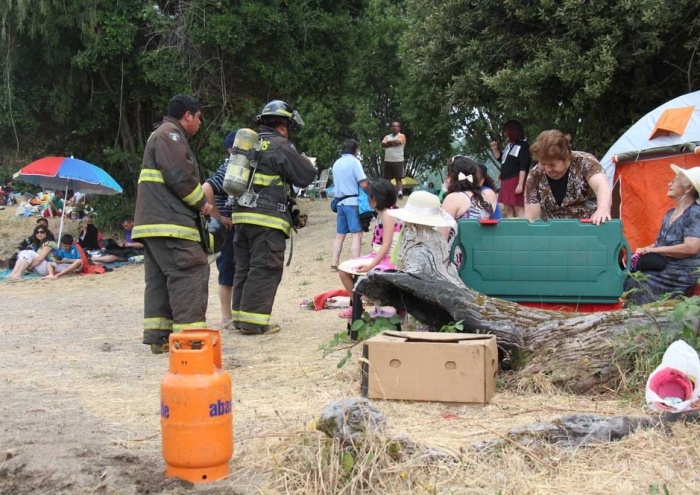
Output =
[{"x1": 7, "y1": 276, "x2": 22, "y2": 282}]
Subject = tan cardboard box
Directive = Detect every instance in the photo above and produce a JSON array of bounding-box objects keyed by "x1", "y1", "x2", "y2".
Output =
[{"x1": 361, "y1": 331, "x2": 497, "y2": 404}]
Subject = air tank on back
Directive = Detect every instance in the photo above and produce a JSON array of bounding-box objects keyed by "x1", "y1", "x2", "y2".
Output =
[{"x1": 223, "y1": 128, "x2": 259, "y2": 196}]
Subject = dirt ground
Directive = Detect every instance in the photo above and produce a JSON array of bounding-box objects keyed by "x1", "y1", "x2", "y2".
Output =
[{"x1": 1, "y1": 199, "x2": 699, "y2": 494}]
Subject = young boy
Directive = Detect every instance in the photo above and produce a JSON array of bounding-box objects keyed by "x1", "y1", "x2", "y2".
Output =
[{"x1": 46, "y1": 234, "x2": 83, "y2": 279}]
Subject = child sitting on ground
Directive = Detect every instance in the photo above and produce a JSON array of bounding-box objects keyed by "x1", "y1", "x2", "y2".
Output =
[
  {"x1": 45, "y1": 234, "x2": 83, "y2": 279},
  {"x1": 337, "y1": 179, "x2": 402, "y2": 319}
]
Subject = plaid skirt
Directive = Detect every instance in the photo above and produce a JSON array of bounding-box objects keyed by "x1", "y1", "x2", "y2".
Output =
[{"x1": 497, "y1": 176, "x2": 524, "y2": 206}]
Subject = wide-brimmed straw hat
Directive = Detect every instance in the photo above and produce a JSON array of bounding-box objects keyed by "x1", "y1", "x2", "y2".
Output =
[
  {"x1": 388, "y1": 190, "x2": 454, "y2": 227},
  {"x1": 670, "y1": 164, "x2": 700, "y2": 203}
]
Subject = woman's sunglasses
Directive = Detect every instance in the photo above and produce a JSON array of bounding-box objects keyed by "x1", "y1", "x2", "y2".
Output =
[{"x1": 36, "y1": 230, "x2": 47, "y2": 234}]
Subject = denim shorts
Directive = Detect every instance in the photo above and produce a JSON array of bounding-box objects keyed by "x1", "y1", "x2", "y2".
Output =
[
  {"x1": 216, "y1": 228, "x2": 236, "y2": 286},
  {"x1": 336, "y1": 205, "x2": 362, "y2": 234}
]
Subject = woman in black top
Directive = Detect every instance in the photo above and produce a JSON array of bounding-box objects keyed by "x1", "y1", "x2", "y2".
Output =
[
  {"x1": 78, "y1": 216, "x2": 101, "y2": 250},
  {"x1": 490, "y1": 120, "x2": 532, "y2": 218}
]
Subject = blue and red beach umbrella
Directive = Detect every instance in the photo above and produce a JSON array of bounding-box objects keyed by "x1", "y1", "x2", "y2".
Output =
[
  {"x1": 14, "y1": 156, "x2": 123, "y2": 240},
  {"x1": 14, "y1": 156, "x2": 123, "y2": 195}
]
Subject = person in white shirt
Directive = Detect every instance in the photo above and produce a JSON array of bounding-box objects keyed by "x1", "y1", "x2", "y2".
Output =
[{"x1": 381, "y1": 121, "x2": 407, "y2": 199}]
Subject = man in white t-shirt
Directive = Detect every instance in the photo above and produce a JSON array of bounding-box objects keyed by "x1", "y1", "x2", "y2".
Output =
[{"x1": 381, "y1": 121, "x2": 406, "y2": 198}]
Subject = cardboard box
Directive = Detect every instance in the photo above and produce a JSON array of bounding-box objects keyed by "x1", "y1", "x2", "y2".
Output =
[{"x1": 361, "y1": 331, "x2": 497, "y2": 404}]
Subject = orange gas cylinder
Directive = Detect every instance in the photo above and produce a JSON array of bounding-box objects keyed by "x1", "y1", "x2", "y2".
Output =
[{"x1": 161, "y1": 331, "x2": 232, "y2": 483}]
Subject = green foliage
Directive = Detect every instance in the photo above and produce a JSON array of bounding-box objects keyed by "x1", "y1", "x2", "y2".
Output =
[
  {"x1": 0, "y1": 165, "x2": 20, "y2": 186},
  {"x1": 403, "y1": 0, "x2": 700, "y2": 157},
  {"x1": 321, "y1": 316, "x2": 488, "y2": 368},
  {"x1": 647, "y1": 483, "x2": 671, "y2": 495},
  {"x1": 1, "y1": 0, "x2": 698, "y2": 207},
  {"x1": 88, "y1": 194, "x2": 136, "y2": 234},
  {"x1": 614, "y1": 296, "x2": 700, "y2": 393},
  {"x1": 319, "y1": 311, "x2": 403, "y2": 368},
  {"x1": 319, "y1": 329, "x2": 354, "y2": 369},
  {"x1": 439, "y1": 320, "x2": 463, "y2": 333},
  {"x1": 340, "y1": 451, "x2": 355, "y2": 476},
  {"x1": 351, "y1": 311, "x2": 403, "y2": 340},
  {"x1": 0, "y1": 0, "x2": 423, "y2": 202},
  {"x1": 508, "y1": 349, "x2": 533, "y2": 370}
]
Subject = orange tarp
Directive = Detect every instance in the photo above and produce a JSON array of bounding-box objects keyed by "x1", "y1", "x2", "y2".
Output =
[
  {"x1": 616, "y1": 152, "x2": 700, "y2": 251},
  {"x1": 649, "y1": 106, "x2": 695, "y2": 140}
]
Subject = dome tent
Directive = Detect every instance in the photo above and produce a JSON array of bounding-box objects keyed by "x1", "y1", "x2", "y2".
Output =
[{"x1": 601, "y1": 91, "x2": 700, "y2": 251}]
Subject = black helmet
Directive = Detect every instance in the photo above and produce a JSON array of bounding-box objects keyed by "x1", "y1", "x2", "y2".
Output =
[
  {"x1": 256, "y1": 100, "x2": 304, "y2": 131},
  {"x1": 207, "y1": 218, "x2": 227, "y2": 254}
]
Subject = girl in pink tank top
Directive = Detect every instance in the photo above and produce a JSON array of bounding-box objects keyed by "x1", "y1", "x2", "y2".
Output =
[{"x1": 338, "y1": 179, "x2": 402, "y2": 317}]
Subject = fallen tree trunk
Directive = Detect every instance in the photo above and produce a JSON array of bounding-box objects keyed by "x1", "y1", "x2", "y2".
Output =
[
  {"x1": 473, "y1": 409, "x2": 700, "y2": 451},
  {"x1": 472, "y1": 413, "x2": 659, "y2": 451},
  {"x1": 356, "y1": 224, "x2": 685, "y2": 393}
]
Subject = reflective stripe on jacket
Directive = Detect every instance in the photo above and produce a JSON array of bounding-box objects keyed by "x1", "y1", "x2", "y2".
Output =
[
  {"x1": 231, "y1": 126, "x2": 316, "y2": 238},
  {"x1": 133, "y1": 116, "x2": 207, "y2": 242}
]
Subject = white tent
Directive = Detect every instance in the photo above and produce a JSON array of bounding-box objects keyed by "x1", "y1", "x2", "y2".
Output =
[
  {"x1": 601, "y1": 90, "x2": 700, "y2": 185},
  {"x1": 600, "y1": 91, "x2": 700, "y2": 250}
]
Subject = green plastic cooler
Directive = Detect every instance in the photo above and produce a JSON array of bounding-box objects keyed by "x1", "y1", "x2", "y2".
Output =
[{"x1": 452, "y1": 219, "x2": 630, "y2": 304}]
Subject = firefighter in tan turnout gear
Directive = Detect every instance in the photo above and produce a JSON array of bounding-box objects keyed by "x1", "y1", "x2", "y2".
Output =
[
  {"x1": 132, "y1": 94, "x2": 214, "y2": 354},
  {"x1": 231, "y1": 100, "x2": 316, "y2": 335}
]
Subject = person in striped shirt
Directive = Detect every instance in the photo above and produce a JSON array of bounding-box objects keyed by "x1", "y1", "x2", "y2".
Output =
[{"x1": 203, "y1": 130, "x2": 237, "y2": 329}]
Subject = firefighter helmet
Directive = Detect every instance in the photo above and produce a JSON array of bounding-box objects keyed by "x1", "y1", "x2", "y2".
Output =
[{"x1": 255, "y1": 100, "x2": 304, "y2": 131}]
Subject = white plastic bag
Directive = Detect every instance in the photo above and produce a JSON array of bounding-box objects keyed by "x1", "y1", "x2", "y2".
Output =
[{"x1": 646, "y1": 340, "x2": 700, "y2": 412}]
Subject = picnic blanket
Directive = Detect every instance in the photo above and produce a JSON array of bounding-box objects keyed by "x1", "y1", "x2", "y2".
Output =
[
  {"x1": 0, "y1": 269, "x2": 41, "y2": 282},
  {"x1": 1, "y1": 258, "x2": 142, "y2": 282}
]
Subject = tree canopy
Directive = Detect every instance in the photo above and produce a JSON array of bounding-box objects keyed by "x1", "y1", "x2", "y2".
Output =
[
  {"x1": 0, "y1": 0, "x2": 698, "y2": 204},
  {"x1": 403, "y1": 0, "x2": 700, "y2": 158}
]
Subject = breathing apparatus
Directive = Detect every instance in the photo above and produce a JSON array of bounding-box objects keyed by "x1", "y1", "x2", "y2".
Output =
[
  {"x1": 224, "y1": 100, "x2": 305, "y2": 210},
  {"x1": 223, "y1": 128, "x2": 261, "y2": 206}
]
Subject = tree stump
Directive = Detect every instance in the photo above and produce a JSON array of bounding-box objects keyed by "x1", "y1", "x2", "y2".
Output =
[{"x1": 356, "y1": 223, "x2": 684, "y2": 393}]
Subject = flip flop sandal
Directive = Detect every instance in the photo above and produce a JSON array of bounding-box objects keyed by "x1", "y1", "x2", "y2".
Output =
[
  {"x1": 369, "y1": 306, "x2": 397, "y2": 319},
  {"x1": 337, "y1": 307, "x2": 353, "y2": 319}
]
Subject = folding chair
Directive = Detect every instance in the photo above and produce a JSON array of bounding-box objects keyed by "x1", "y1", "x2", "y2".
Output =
[{"x1": 317, "y1": 169, "x2": 330, "y2": 199}]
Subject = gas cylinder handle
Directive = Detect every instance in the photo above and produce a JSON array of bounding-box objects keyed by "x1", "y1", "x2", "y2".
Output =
[
  {"x1": 169, "y1": 333, "x2": 213, "y2": 352},
  {"x1": 168, "y1": 333, "x2": 216, "y2": 374},
  {"x1": 180, "y1": 329, "x2": 222, "y2": 370}
]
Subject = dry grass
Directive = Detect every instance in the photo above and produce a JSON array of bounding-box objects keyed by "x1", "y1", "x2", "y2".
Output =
[
  {"x1": 2, "y1": 201, "x2": 700, "y2": 494},
  {"x1": 228, "y1": 408, "x2": 700, "y2": 495}
]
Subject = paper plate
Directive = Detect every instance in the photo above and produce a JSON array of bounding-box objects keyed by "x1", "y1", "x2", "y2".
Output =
[{"x1": 338, "y1": 258, "x2": 370, "y2": 275}]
